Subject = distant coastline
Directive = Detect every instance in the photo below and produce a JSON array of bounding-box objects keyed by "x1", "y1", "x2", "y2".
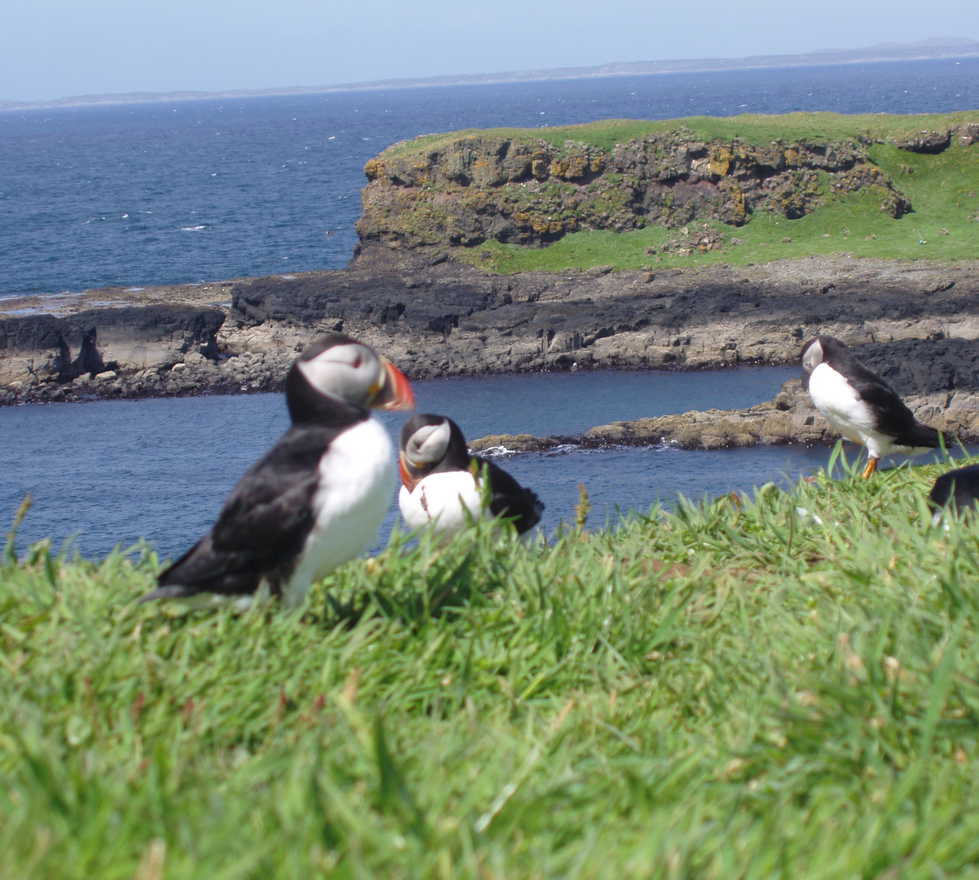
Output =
[{"x1": 3, "y1": 37, "x2": 978, "y2": 112}]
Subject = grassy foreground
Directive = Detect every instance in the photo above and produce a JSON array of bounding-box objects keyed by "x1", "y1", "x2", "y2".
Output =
[{"x1": 2, "y1": 452, "x2": 979, "y2": 878}]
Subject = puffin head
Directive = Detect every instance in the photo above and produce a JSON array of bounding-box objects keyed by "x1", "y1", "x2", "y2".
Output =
[
  {"x1": 801, "y1": 335, "x2": 853, "y2": 377},
  {"x1": 399, "y1": 413, "x2": 470, "y2": 490},
  {"x1": 286, "y1": 334, "x2": 414, "y2": 423},
  {"x1": 801, "y1": 337, "x2": 826, "y2": 376}
]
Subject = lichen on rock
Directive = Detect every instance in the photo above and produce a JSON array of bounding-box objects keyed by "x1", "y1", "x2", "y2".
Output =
[{"x1": 357, "y1": 123, "x2": 925, "y2": 253}]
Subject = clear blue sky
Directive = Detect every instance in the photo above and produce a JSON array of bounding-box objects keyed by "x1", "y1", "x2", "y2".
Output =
[{"x1": 3, "y1": 0, "x2": 978, "y2": 102}]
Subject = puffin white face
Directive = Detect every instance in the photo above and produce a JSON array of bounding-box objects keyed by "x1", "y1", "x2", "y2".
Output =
[
  {"x1": 801, "y1": 338, "x2": 825, "y2": 375},
  {"x1": 404, "y1": 419, "x2": 452, "y2": 468},
  {"x1": 297, "y1": 342, "x2": 385, "y2": 407}
]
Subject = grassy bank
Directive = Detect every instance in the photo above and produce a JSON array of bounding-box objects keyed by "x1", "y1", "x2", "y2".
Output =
[
  {"x1": 374, "y1": 111, "x2": 979, "y2": 273},
  {"x1": 2, "y1": 452, "x2": 979, "y2": 877},
  {"x1": 386, "y1": 111, "x2": 979, "y2": 156},
  {"x1": 468, "y1": 138, "x2": 979, "y2": 273}
]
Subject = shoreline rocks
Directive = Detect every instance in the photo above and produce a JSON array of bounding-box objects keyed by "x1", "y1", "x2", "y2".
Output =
[
  {"x1": 469, "y1": 377, "x2": 979, "y2": 453},
  {"x1": 1, "y1": 253, "x2": 976, "y2": 449}
]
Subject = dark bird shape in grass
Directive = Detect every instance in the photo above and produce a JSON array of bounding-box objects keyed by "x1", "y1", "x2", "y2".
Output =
[{"x1": 928, "y1": 463, "x2": 979, "y2": 515}]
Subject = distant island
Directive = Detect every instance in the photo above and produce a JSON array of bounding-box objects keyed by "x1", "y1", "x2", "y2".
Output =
[{"x1": 3, "y1": 37, "x2": 978, "y2": 112}]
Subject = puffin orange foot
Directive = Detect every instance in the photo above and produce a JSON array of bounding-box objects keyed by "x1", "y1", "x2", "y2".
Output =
[{"x1": 861, "y1": 458, "x2": 879, "y2": 479}]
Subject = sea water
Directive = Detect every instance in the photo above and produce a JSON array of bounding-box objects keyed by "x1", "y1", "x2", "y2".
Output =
[
  {"x1": 4, "y1": 366, "x2": 966, "y2": 560},
  {"x1": 1, "y1": 58, "x2": 977, "y2": 297},
  {"x1": 2, "y1": 59, "x2": 976, "y2": 558}
]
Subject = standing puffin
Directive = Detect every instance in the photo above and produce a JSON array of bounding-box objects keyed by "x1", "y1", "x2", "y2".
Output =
[
  {"x1": 801, "y1": 335, "x2": 941, "y2": 478},
  {"x1": 140, "y1": 334, "x2": 414, "y2": 609},
  {"x1": 928, "y1": 463, "x2": 979, "y2": 515},
  {"x1": 398, "y1": 413, "x2": 543, "y2": 536}
]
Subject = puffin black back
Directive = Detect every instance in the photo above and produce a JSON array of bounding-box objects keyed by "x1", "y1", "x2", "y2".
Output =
[
  {"x1": 929, "y1": 464, "x2": 979, "y2": 513},
  {"x1": 481, "y1": 457, "x2": 545, "y2": 533}
]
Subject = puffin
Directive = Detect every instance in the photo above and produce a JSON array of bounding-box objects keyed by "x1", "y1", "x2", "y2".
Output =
[
  {"x1": 140, "y1": 333, "x2": 414, "y2": 609},
  {"x1": 801, "y1": 335, "x2": 940, "y2": 478},
  {"x1": 398, "y1": 413, "x2": 543, "y2": 536},
  {"x1": 928, "y1": 463, "x2": 979, "y2": 515}
]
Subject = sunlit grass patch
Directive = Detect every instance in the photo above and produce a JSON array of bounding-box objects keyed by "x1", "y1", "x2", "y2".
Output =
[
  {"x1": 386, "y1": 111, "x2": 979, "y2": 156},
  {"x1": 463, "y1": 142, "x2": 979, "y2": 273},
  {"x1": 2, "y1": 451, "x2": 979, "y2": 876},
  {"x1": 387, "y1": 111, "x2": 979, "y2": 274}
]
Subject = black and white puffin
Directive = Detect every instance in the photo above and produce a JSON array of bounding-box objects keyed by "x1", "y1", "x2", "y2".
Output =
[
  {"x1": 398, "y1": 413, "x2": 543, "y2": 536},
  {"x1": 801, "y1": 335, "x2": 940, "y2": 478},
  {"x1": 140, "y1": 334, "x2": 415, "y2": 609},
  {"x1": 928, "y1": 463, "x2": 979, "y2": 515}
]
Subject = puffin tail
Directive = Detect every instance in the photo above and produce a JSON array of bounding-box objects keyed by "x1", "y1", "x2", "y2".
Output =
[{"x1": 531, "y1": 492, "x2": 545, "y2": 524}]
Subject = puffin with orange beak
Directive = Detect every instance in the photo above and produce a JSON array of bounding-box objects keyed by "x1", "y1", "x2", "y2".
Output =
[
  {"x1": 398, "y1": 413, "x2": 543, "y2": 537},
  {"x1": 141, "y1": 334, "x2": 414, "y2": 609}
]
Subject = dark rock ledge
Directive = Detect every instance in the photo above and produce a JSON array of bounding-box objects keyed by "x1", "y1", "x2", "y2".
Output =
[{"x1": 1, "y1": 253, "x2": 976, "y2": 449}]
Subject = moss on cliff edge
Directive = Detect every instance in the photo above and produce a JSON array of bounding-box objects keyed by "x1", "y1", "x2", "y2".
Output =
[
  {"x1": 381, "y1": 111, "x2": 979, "y2": 155},
  {"x1": 357, "y1": 112, "x2": 979, "y2": 272}
]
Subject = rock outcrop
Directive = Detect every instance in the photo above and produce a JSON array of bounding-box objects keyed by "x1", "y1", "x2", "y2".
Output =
[
  {"x1": 471, "y1": 366, "x2": 979, "y2": 454},
  {"x1": 223, "y1": 253, "x2": 979, "y2": 378},
  {"x1": 356, "y1": 122, "x2": 977, "y2": 254},
  {"x1": 2, "y1": 255, "x2": 977, "y2": 442},
  {"x1": 0, "y1": 304, "x2": 224, "y2": 388}
]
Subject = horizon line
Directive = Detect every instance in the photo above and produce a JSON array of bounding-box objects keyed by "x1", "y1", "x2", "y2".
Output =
[{"x1": 3, "y1": 36, "x2": 978, "y2": 111}]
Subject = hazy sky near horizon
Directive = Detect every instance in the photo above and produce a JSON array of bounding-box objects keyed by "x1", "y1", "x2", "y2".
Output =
[{"x1": 3, "y1": 0, "x2": 978, "y2": 102}]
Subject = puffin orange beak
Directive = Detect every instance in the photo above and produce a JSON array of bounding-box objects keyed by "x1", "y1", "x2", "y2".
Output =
[
  {"x1": 373, "y1": 358, "x2": 415, "y2": 411},
  {"x1": 398, "y1": 453, "x2": 417, "y2": 491}
]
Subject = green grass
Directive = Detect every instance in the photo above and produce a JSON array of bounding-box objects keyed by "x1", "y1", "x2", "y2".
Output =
[
  {"x1": 384, "y1": 111, "x2": 979, "y2": 155},
  {"x1": 3, "y1": 451, "x2": 979, "y2": 878},
  {"x1": 376, "y1": 110, "x2": 979, "y2": 273},
  {"x1": 464, "y1": 140, "x2": 979, "y2": 273}
]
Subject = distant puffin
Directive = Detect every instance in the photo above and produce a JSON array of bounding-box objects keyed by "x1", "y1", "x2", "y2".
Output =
[
  {"x1": 140, "y1": 334, "x2": 414, "y2": 609},
  {"x1": 398, "y1": 413, "x2": 543, "y2": 536},
  {"x1": 801, "y1": 335, "x2": 941, "y2": 478},
  {"x1": 928, "y1": 463, "x2": 979, "y2": 514}
]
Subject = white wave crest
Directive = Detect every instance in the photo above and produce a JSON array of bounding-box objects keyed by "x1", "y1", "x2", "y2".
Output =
[{"x1": 475, "y1": 445, "x2": 515, "y2": 458}]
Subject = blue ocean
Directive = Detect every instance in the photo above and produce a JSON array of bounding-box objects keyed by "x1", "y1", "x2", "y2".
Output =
[
  {"x1": 1, "y1": 59, "x2": 976, "y2": 558},
  {"x1": 2, "y1": 58, "x2": 978, "y2": 297}
]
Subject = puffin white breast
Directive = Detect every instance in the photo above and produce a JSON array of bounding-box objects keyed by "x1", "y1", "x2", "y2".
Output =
[{"x1": 282, "y1": 418, "x2": 394, "y2": 607}]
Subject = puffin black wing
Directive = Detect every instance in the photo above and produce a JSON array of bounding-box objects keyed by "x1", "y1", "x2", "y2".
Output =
[
  {"x1": 848, "y1": 369, "x2": 939, "y2": 448},
  {"x1": 481, "y1": 458, "x2": 544, "y2": 534},
  {"x1": 141, "y1": 426, "x2": 332, "y2": 602},
  {"x1": 828, "y1": 347, "x2": 940, "y2": 448}
]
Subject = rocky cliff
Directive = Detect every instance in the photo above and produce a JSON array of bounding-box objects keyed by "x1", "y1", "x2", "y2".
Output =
[
  {"x1": 356, "y1": 120, "x2": 978, "y2": 253},
  {"x1": 0, "y1": 303, "x2": 224, "y2": 397}
]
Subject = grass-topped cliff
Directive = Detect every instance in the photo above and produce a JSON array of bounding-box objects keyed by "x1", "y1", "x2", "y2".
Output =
[
  {"x1": 2, "y1": 453, "x2": 979, "y2": 875},
  {"x1": 357, "y1": 112, "x2": 979, "y2": 272}
]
